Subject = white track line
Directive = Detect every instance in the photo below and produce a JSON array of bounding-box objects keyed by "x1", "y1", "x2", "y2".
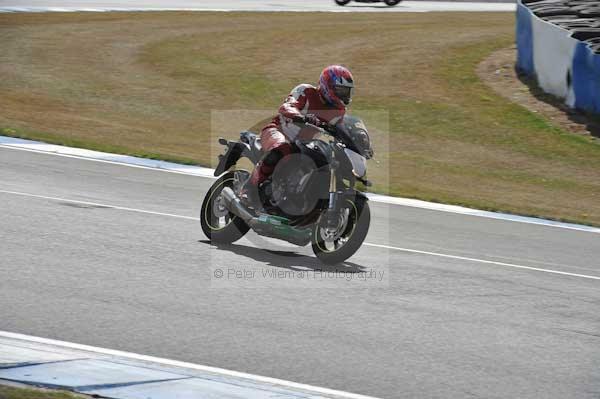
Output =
[
  {"x1": 0, "y1": 139, "x2": 216, "y2": 179},
  {"x1": 0, "y1": 331, "x2": 381, "y2": 399},
  {"x1": 1, "y1": 188, "x2": 598, "y2": 281},
  {"x1": 0, "y1": 189, "x2": 197, "y2": 221},
  {"x1": 365, "y1": 243, "x2": 600, "y2": 281},
  {"x1": 1, "y1": 137, "x2": 599, "y2": 234}
]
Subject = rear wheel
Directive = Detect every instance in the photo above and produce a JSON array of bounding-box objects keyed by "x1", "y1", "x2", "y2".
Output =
[
  {"x1": 384, "y1": 0, "x2": 401, "y2": 5},
  {"x1": 200, "y1": 172, "x2": 250, "y2": 244},
  {"x1": 312, "y1": 197, "x2": 370, "y2": 265},
  {"x1": 335, "y1": 0, "x2": 352, "y2": 5}
]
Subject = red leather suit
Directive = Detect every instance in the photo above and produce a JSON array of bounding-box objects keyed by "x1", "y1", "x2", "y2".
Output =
[{"x1": 250, "y1": 84, "x2": 346, "y2": 185}]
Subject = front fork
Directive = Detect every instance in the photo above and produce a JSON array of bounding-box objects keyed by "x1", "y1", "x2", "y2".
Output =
[{"x1": 326, "y1": 158, "x2": 343, "y2": 230}]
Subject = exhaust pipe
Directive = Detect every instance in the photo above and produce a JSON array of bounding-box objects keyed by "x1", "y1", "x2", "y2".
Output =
[
  {"x1": 220, "y1": 187, "x2": 257, "y2": 225},
  {"x1": 220, "y1": 187, "x2": 311, "y2": 246}
]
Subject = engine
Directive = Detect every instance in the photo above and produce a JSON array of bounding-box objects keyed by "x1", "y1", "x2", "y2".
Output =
[{"x1": 263, "y1": 155, "x2": 318, "y2": 217}]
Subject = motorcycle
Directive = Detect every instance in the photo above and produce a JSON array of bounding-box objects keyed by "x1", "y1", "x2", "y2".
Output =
[
  {"x1": 335, "y1": 0, "x2": 402, "y2": 6},
  {"x1": 200, "y1": 116, "x2": 374, "y2": 265}
]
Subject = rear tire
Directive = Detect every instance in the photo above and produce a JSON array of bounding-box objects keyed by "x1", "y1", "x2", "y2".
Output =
[
  {"x1": 335, "y1": 0, "x2": 352, "y2": 5},
  {"x1": 312, "y1": 197, "x2": 370, "y2": 265},
  {"x1": 384, "y1": 0, "x2": 401, "y2": 5},
  {"x1": 200, "y1": 172, "x2": 250, "y2": 244}
]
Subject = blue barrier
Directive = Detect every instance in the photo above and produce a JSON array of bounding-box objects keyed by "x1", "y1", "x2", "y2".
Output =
[
  {"x1": 572, "y1": 42, "x2": 600, "y2": 113},
  {"x1": 516, "y1": 3, "x2": 534, "y2": 75},
  {"x1": 516, "y1": 0, "x2": 600, "y2": 115}
]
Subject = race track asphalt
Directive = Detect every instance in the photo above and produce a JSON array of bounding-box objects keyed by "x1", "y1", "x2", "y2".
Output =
[
  {"x1": 0, "y1": 0, "x2": 516, "y2": 13},
  {"x1": 1, "y1": 146, "x2": 599, "y2": 398}
]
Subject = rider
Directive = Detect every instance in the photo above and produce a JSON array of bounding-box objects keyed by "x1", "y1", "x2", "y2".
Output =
[{"x1": 241, "y1": 64, "x2": 355, "y2": 208}]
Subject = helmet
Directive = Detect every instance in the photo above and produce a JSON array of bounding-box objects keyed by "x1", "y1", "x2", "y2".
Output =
[{"x1": 318, "y1": 65, "x2": 354, "y2": 109}]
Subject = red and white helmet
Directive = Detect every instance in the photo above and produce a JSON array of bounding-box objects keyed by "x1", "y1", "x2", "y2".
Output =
[{"x1": 318, "y1": 65, "x2": 354, "y2": 109}]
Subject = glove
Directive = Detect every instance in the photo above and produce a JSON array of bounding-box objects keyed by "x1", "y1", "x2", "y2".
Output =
[
  {"x1": 291, "y1": 114, "x2": 306, "y2": 124},
  {"x1": 291, "y1": 114, "x2": 321, "y2": 126},
  {"x1": 305, "y1": 114, "x2": 321, "y2": 126}
]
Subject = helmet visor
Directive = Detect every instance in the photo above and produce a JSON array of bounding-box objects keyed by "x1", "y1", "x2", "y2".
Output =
[{"x1": 334, "y1": 85, "x2": 353, "y2": 105}]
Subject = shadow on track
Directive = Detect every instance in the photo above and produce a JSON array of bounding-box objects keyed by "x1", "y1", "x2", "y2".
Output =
[{"x1": 198, "y1": 240, "x2": 367, "y2": 273}]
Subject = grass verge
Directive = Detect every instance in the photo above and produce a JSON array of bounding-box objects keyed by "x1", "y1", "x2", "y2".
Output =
[
  {"x1": 1, "y1": 12, "x2": 599, "y2": 225},
  {"x1": 0, "y1": 384, "x2": 88, "y2": 399}
]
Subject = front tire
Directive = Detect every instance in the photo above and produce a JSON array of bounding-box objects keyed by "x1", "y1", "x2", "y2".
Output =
[
  {"x1": 335, "y1": 0, "x2": 352, "y2": 5},
  {"x1": 312, "y1": 197, "x2": 370, "y2": 265},
  {"x1": 200, "y1": 172, "x2": 250, "y2": 244},
  {"x1": 384, "y1": 0, "x2": 401, "y2": 5}
]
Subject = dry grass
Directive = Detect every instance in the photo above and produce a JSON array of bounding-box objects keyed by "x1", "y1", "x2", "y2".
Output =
[
  {"x1": 0, "y1": 383, "x2": 89, "y2": 399},
  {"x1": 1, "y1": 12, "x2": 599, "y2": 225}
]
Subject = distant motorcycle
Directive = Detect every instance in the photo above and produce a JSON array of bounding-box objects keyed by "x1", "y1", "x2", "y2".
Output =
[
  {"x1": 201, "y1": 116, "x2": 374, "y2": 264},
  {"x1": 335, "y1": 0, "x2": 402, "y2": 6}
]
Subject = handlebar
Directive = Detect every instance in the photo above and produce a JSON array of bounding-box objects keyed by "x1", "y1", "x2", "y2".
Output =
[{"x1": 302, "y1": 122, "x2": 337, "y2": 137}]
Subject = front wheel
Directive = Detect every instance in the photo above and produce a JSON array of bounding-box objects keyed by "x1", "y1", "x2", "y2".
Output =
[
  {"x1": 200, "y1": 172, "x2": 250, "y2": 244},
  {"x1": 335, "y1": 0, "x2": 352, "y2": 5},
  {"x1": 312, "y1": 197, "x2": 370, "y2": 265},
  {"x1": 384, "y1": 0, "x2": 401, "y2": 5}
]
